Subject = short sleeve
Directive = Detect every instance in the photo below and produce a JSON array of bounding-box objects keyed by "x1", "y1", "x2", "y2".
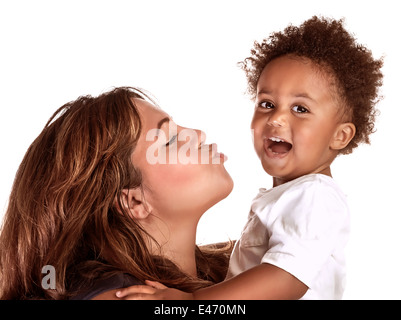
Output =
[{"x1": 259, "y1": 180, "x2": 350, "y2": 287}]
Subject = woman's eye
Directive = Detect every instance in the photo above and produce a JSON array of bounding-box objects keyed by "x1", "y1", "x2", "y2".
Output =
[
  {"x1": 259, "y1": 101, "x2": 275, "y2": 109},
  {"x1": 292, "y1": 105, "x2": 309, "y2": 113},
  {"x1": 165, "y1": 135, "x2": 177, "y2": 146}
]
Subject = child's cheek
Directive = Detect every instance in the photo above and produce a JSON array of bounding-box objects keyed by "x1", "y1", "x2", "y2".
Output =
[{"x1": 251, "y1": 127, "x2": 264, "y2": 157}]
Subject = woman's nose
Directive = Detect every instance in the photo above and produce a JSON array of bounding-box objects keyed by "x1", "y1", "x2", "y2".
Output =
[
  {"x1": 196, "y1": 129, "x2": 206, "y2": 146},
  {"x1": 180, "y1": 127, "x2": 205, "y2": 146}
]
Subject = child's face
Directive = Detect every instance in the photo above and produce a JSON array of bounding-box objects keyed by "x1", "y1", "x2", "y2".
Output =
[{"x1": 251, "y1": 55, "x2": 345, "y2": 184}]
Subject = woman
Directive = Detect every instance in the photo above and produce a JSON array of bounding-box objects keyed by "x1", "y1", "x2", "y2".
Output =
[{"x1": 0, "y1": 87, "x2": 233, "y2": 299}]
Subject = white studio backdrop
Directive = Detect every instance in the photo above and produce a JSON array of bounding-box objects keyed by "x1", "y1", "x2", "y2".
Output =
[{"x1": 1, "y1": 0, "x2": 400, "y2": 299}]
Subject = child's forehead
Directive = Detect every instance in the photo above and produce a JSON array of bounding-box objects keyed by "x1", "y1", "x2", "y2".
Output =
[
  {"x1": 256, "y1": 54, "x2": 348, "y2": 115},
  {"x1": 262, "y1": 54, "x2": 333, "y2": 77},
  {"x1": 257, "y1": 55, "x2": 337, "y2": 91}
]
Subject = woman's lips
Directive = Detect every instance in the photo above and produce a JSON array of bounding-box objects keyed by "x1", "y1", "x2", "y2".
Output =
[
  {"x1": 212, "y1": 144, "x2": 228, "y2": 163},
  {"x1": 206, "y1": 143, "x2": 228, "y2": 163}
]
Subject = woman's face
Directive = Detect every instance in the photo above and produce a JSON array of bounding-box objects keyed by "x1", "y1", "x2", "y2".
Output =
[{"x1": 131, "y1": 98, "x2": 233, "y2": 224}]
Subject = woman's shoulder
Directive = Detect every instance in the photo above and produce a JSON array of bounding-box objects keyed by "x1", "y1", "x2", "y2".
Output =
[{"x1": 70, "y1": 273, "x2": 142, "y2": 300}]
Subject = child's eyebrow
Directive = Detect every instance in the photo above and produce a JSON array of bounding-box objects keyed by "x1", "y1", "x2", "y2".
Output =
[
  {"x1": 293, "y1": 92, "x2": 316, "y2": 102},
  {"x1": 257, "y1": 89, "x2": 272, "y2": 96},
  {"x1": 257, "y1": 90, "x2": 317, "y2": 103}
]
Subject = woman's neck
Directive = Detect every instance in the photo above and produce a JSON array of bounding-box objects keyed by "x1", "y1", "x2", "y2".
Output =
[
  {"x1": 163, "y1": 240, "x2": 198, "y2": 278},
  {"x1": 145, "y1": 218, "x2": 199, "y2": 278}
]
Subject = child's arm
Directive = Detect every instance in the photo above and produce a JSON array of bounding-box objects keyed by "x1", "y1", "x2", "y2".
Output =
[
  {"x1": 116, "y1": 263, "x2": 308, "y2": 300},
  {"x1": 194, "y1": 263, "x2": 307, "y2": 300}
]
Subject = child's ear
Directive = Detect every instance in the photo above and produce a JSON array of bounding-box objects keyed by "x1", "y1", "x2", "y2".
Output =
[
  {"x1": 330, "y1": 122, "x2": 356, "y2": 151},
  {"x1": 117, "y1": 188, "x2": 152, "y2": 220}
]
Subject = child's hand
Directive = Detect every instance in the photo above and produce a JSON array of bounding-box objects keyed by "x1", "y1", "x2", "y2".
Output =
[{"x1": 115, "y1": 280, "x2": 194, "y2": 300}]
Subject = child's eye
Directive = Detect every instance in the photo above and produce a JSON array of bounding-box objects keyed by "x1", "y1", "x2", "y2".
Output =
[
  {"x1": 259, "y1": 101, "x2": 275, "y2": 109},
  {"x1": 292, "y1": 105, "x2": 309, "y2": 113},
  {"x1": 165, "y1": 135, "x2": 177, "y2": 147}
]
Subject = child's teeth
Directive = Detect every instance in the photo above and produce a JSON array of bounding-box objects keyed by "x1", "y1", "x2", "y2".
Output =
[{"x1": 270, "y1": 137, "x2": 283, "y2": 142}]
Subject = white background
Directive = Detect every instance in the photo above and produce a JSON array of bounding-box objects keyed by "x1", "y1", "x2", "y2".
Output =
[{"x1": 1, "y1": 0, "x2": 400, "y2": 299}]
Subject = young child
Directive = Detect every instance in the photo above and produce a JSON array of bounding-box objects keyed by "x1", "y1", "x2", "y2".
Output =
[{"x1": 117, "y1": 16, "x2": 383, "y2": 300}]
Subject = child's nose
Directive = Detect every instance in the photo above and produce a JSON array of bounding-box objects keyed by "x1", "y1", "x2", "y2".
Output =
[
  {"x1": 269, "y1": 120, "x2": 283, "y2": 127},
  {"x1": 267, "y1": 112, "x2": 287, "y2": 127}
]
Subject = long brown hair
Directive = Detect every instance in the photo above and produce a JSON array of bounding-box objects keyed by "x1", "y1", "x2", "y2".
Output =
[{"x1": 0, "y1": 87, "x2": 231, "y2": 299}]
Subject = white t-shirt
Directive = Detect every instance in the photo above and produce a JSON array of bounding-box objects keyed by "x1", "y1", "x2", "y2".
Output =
[{"x1": 226, "y1": 174, "x2": 350, "y2": 300}]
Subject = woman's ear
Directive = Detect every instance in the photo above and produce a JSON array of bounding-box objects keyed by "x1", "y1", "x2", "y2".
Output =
[
  {"x1": 117, "y1": 188, "x2": 152, "y2": 220},
  {"x1": 330, "y1": 122, "x2": 356, "y2": 151}
]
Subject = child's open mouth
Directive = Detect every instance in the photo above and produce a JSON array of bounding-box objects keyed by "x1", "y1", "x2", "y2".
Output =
[{"x1": 265, "y1": 137, "x2": 293, "y2": 157}]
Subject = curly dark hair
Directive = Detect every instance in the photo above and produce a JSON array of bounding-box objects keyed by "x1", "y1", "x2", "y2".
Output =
[{"x1": 241, "y1": 16, "x2": 383, "y2": 154}]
